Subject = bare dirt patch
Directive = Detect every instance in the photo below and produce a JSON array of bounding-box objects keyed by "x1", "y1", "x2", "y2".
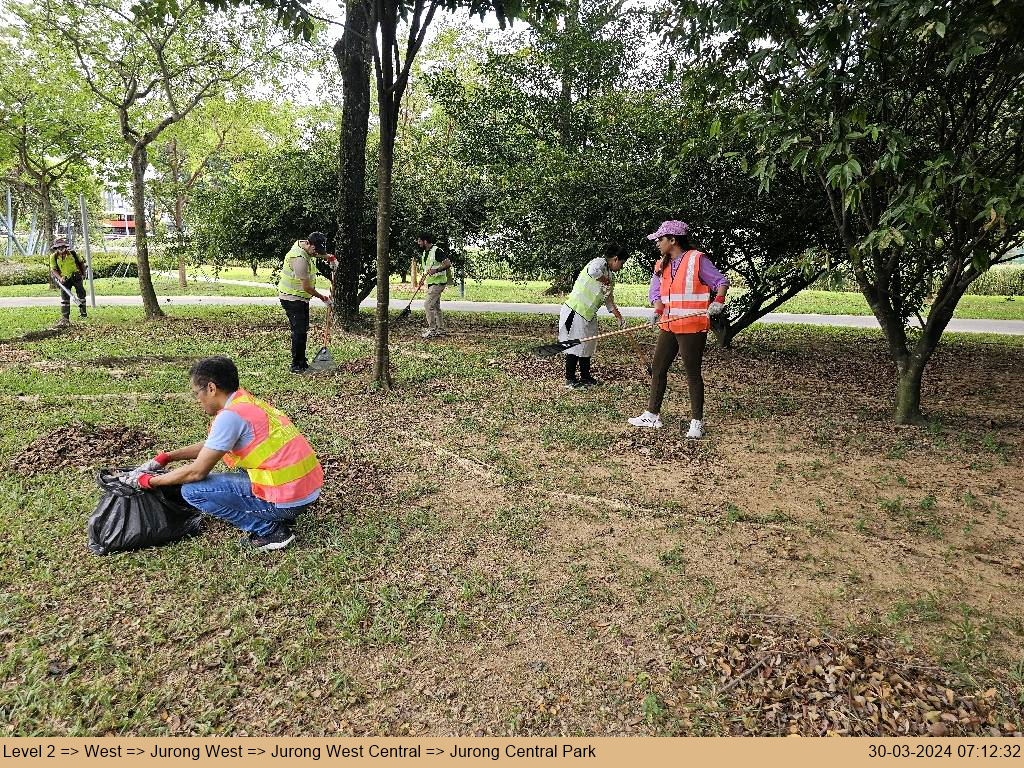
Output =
[{"x1": 11, "y1": 422, "x2": 156, "y2": 474}]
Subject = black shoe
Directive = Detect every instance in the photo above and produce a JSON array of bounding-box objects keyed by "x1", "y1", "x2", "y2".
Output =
[
  {"x1": 564, "y1": 378, "x2": 582, "y2": 389},
  {"x1": 290, "y1": 365, "x2": 310, "y2": 375},
  {"x1": 241, "y1": 524, "x2": 295, "y2": 552},
  {"x1": 578, "y1": 376, "x2": 600, "y2": 387}
]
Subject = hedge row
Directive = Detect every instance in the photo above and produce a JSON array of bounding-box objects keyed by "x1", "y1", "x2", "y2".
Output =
[
  {"x1": 812, "y1": 266, "x2": 1024, "y2": 296},
  {"x1": 0, "y1": 251, "x2": 176, "y2": 287}
]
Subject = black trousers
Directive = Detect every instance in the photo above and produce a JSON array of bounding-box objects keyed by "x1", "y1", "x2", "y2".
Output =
[
  {"x1": 648, "y1": 330, "x2": 707, "y2": 419},
  {"x1": 280, "y1": 299, "x2": 310, "y2": 369},
  {"x1": 59, "y1": 273, "x2": 87, "y2": 319}
]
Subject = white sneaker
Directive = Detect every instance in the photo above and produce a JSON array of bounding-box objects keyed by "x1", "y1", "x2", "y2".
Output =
[
  {"x1": 628, "y1": 411, "x2": 663, "y2": 429},
  {"x1": 686, "y1": 419, "x2": 704, "y2": 439},
  {"x1": 421, "y1": 329, "x2": 434, "y2": 339}
]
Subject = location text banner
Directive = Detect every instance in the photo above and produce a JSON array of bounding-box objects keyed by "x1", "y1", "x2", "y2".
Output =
[{"x1": 1, "y1": 738, "x2": 1022, "y2": 768}]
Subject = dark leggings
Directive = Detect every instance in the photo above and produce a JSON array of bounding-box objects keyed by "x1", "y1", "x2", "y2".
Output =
[
  {"x1": 648, "y1": 330, "x2": 707, "y2": 419},
  {"x1": 280, "y1": 298, "x2": 310, "y2": 369}
]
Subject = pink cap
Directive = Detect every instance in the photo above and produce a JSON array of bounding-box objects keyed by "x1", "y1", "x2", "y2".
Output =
[{"x1": 647, "y1": 220, "x2": 689, "y2": 240}]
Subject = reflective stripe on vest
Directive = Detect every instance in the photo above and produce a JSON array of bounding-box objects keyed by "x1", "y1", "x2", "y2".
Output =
[
  {"x1": 278, "y1": 242, "x2": 313, "y2": 299},
  {"x1": 659, "y1": 250, "x2": 710, "y2": 334},
  {"x1": 218, "y1": 389, "x2": 323, "y2": 504},
  {"x1": 565, "y1": 261, "x2": 610, "y2": 322},
  {"x1": 421, "y1": 245, "x2": 448, "y2": 286},
  {"x1": 51, "y1": 250, "x2": 78, "y2": 276}
]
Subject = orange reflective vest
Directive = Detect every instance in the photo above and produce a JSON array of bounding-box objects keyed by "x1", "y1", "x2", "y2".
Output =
[
  {"x1": 658, "y1": 250, "x2": 710, "y2": 334},
  {"x1": 217, "y1": 389, "x2": 323, "y2": 504}
]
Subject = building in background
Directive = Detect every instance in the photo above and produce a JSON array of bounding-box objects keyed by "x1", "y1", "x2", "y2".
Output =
[{"x1": 101, "y1": 189, "x2": 134, "y2": 238}]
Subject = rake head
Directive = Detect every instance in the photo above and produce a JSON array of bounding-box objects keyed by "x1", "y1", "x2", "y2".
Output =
[
  {"x1": 533, "y1": 339, "x2": 581, "y2": 359},
  {"x1": 309, "y1": 345, "x2": 336, "y2": 372}
]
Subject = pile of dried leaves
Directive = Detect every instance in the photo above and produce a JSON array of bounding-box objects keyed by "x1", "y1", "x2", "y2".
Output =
[
  {"x1": 11, "y1": 422, "x2": 156, "y2": 474},
  {"x1": 672, "y1": 622, "x2": 1023, "y2": 736},
  {"x1": 320, "y1": 454, "x2": 389, "y2": 503}
]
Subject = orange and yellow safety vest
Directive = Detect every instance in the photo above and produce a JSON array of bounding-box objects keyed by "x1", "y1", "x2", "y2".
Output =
[
  {"x1": 218, "y1": 389, "x2": 323, "y2": 504},
  {"x1": 658, "y1": 250, "x2": 710, "y2": 334}
]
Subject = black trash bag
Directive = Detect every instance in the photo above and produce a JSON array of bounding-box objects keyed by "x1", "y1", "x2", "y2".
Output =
[{"x1": 87, "y1": 469, "x2": 203, "y2": 555}]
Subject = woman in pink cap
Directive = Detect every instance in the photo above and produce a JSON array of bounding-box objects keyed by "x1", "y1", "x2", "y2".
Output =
[{"x1": 628, "y1": 221, "x2": 728, "y2": 437}]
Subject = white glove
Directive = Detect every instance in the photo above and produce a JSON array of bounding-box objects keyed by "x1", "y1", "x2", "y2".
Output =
[
  {"x1": 647, "y1": 312, "x2": 661, "y2": 327},
  {"x1": 600, "y1": 284, "x2": 612, "y2": 298},
  {"x1": 708, "y1": 300, "x2": 726, "y2": 317},
  {"x1": 128, "y1": 455, "x2": 167, "y2": 482}
]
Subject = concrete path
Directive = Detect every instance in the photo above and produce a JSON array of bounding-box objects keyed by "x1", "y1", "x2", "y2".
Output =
[{"x1": 1, "y1": 294, "x2": 1022, "y2": 335}]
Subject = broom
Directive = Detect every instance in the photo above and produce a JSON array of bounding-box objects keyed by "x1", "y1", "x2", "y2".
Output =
[{"x1": 533, "y1": 311, "x2": 708, "y2": 359}]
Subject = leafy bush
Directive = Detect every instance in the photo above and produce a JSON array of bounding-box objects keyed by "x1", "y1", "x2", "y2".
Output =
[
  {"x1": 0, "y1": 250, "x2": 175, "y2": 286},
  {"x1": 963, "y1": 266, "x2": 1024, "y2": 297}
]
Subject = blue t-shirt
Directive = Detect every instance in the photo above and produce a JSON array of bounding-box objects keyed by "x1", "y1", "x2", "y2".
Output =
[{"x1": 205, "y1": 392, "x2": 320, "y2": 509}]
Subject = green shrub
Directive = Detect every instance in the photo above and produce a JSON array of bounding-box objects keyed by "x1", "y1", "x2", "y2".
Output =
[
  {"x1": 963, "y1": 266, "x2": 1024, "y2": 296},
  {"x1": 0, "y1": 248, "x2": 175, "y2": 286}
]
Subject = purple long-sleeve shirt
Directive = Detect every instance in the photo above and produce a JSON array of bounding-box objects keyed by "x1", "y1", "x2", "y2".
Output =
[{"x1": 648, "y1": 252, "x2": 729, "y2": 304}]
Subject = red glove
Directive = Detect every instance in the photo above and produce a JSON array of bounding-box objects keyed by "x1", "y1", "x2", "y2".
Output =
[
  {"x1": 154, "y1": 451, "x2": 170, "y2": 466},
  {"x1": 137, "y1": 473, "x2": 154, "y2": 490},
  {"x1": 713, "y1": 295, "x2": 725, "y2": 304}
]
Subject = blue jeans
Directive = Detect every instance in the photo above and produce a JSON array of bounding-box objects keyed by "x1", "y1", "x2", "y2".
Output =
[{"x1": 181, "y1": 471, "x2": 302, "y2": 537}]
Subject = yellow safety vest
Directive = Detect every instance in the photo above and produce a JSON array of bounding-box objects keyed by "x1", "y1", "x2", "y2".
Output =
[
  {"x1": 278, "y1": 242, "x2": 313, "y2": 299},
  {"x1": 565, "y1": 259, "x2": 612, "y2": 322},
  {"x1": 420, "y1": 246, "x2": 449, "y2": 286},
  {"x1": 50, "y1": 249, "x2": 80, "y2": 277}
]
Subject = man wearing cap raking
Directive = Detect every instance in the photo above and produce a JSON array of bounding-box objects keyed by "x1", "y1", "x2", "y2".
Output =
[
  {"x1": 49, "y1": 235, "x2": 88, "y2": 327},
  {"x1": 127, "y1": 356, "x2": 323, "y2": 552},
  {"x1": 415, "y1": 231, "x2": 453, "y2": 338},
  {"x1": 559, "y1": 244, "x2": 628, "y2": 388},
  {"x1": 278, "y1": 232, "x2": 335, "y2": 374},
  {"x1": 628, "y1": 221, "x2": 729, "y2": 438}
]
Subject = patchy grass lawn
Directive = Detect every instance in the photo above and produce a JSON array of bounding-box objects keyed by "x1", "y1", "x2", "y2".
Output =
[{"x1": 0, "y1": 306, "x2": 1022, "y2": 737}]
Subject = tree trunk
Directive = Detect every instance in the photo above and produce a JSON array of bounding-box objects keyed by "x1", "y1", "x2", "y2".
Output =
[
  {"x1": 174, "y1": 194, "x2": 187, "y2": 288},
  {"x1": 170, "y1": 138, "x2": 187, "y2": 288},
  {"x1": 40, "y1": 184, "x2": 54, "y2": 252},
  {"x1": 893, "y1": 357, "x2": 926, "y2": 425},
  {"x1": 372, "y1": 131, "x2": 394, "y2": 389},
  {"x1": 333, "y1": 0, "x2": 372, "y2": 328},
  {"x1": 131, "y1": 146, "x2": 163, "y2": 318}
]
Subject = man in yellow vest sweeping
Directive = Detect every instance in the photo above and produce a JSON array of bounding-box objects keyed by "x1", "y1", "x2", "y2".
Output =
[
  {"x1": 278, "y1": 232, "x2": 335, "y2": 374},
  {"x1": 559, "y1": 245, "x2": 629, "y2": 388},
  {"x1": 49, "y1": 235, "x2": 87, "y2": 327},
  {"x1": 127, "y1": 356, "x2": 323, "y2": 551},
  {"x1": 416, "y1": 231, "x2": 453, "y2": 339}
]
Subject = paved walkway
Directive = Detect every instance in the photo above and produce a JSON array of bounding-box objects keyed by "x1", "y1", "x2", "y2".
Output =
[{"x1": 1, "y1": 294, "x2": 1022, "y2": 335}]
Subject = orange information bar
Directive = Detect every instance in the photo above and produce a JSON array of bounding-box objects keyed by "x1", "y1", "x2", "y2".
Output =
[{"x1": 1, "y1": 738, "x2": 1021, "y2": 768}]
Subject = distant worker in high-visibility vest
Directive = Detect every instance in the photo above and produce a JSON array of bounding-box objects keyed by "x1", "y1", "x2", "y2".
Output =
[
  {"x1": 416, "y1": 231, "x2": 453, "y2": 339},
  {"x1": 278, "y1": 232, "x2": 335, "y2": 374},
  {"x1": 558, "y1": 244, "x2": 629, "y2": 389},
  {"x1": 49, "y1": 235, "x2": 88, "y2": 327},
  {"x1": 127, "y1": 356, "x2": 324, "y2": 551},
  {"x1": 628, "y1": 221, "x2": 729, "y2": 438}
]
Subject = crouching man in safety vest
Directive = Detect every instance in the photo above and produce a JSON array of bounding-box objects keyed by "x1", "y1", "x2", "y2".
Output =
[{"x1": 128, "y1": 356, "x2": 323, "y2": 551}]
